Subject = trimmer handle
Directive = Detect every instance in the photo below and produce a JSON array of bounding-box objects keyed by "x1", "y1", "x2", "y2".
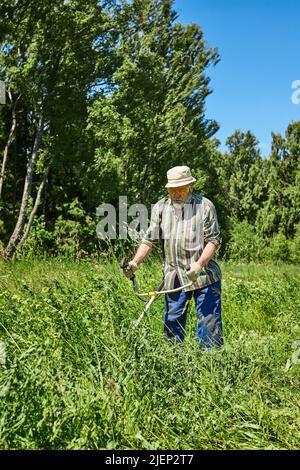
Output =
[
  {"x1": 120, "y1": 257, "x2": 135, "y2": 280},
  {"x1": 120, "y1": 257, "x2": 128, "y2": 269}
]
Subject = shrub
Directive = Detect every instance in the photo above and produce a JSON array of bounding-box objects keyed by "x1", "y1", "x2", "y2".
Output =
[
  {"x1": 288, "y1": 223, "x2": 300, "y2": 264},
  {"x1": 53, "y1": 198, "x2": 96, "y2": 257},
  {"x1": 18, "y1": 215, "x2": 54, "y2": 257},
  {"x1": 225, "y1": 220, "x2": 263, "y2": 262},
  {"x1": 266, "y1": 231, "x2": 291, "y2": 263}
]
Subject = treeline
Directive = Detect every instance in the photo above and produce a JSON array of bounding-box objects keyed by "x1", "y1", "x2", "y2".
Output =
[
  {"x1": 214, "y1": 126, "x2": 300, "y2": 263},
  {"x1": 0, "y1": 0, "x2": 299, "y2": 262}
]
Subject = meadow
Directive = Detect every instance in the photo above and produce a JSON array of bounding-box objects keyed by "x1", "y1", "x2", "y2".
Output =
[{"x1": 0, "y1": 257, "x2": 299, "y2": 450}]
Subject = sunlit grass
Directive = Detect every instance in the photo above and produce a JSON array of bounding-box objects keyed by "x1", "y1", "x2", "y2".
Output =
[{"x1": 0, "y1": 257, "x2": 299, "y2": 449}]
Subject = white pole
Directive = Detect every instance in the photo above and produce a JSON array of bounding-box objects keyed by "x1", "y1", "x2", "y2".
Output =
[
  {"x1": 0, "y1": 341, "x2": 6, "y2": 367},
  {"x1": 0, "y1": 81, "x2": 6, "y2": 104}
]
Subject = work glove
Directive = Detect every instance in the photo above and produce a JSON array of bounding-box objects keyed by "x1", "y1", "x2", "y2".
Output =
[
  {"x1": 186, "y1": 261, "x2": 203, "y2": 282},
  {"x1": 123, "y1": 260, "x2": 138, "y2": 279}
]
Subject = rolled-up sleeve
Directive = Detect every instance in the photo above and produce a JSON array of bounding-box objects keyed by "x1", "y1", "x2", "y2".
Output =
[
  {"x1": 204, "y1": 202, "x2": 220, "y2": 247},
  {"x1": 141, "y1": 202, "x2": 161, "y2": 248}
]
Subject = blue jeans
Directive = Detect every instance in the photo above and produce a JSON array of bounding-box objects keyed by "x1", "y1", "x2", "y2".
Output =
[{"x1": 164, "y1": 278, "x2": 223, "y2": 348}]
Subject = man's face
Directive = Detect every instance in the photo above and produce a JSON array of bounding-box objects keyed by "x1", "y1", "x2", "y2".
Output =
[{"x1": 167, "y1": 184, "x2": 192, "y2": 202}]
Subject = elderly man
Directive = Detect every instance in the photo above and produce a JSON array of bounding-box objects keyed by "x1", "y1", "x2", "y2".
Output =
[{"x1": 124, "y1": 165, "x2": 223, "y2": 348}]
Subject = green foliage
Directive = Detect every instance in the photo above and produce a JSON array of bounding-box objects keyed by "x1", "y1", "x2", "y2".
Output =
[
  {"x1": 225, "y1": 221, "x2": 300, "y2": 265},
  {"x1": 17, "y1": 199, "x2": 97, "y2": 258},
  {"x1": 0, "y1": 259, "x2": 299, "y2": 449},
  {"x1": 225, "y1": 220, "x2": 263, "y2": 263},
  {"x1": 222, "y1": 130, "x2": 266, "y2": 224},
  {"x1": 266, "y1": 232, "x2": 291, "y2": 263},
  {"x1": 17, "y1": 215, "x2": 54, "y2": 257},
  {"x1": 86, "y1": 0, "x2": 219, "y2": 207},
  {"x1": 52, "y1": 198, "x2": 96, "y2": 257},
  {"x1": 216, "y1": 124, "x2": 300, "y2": 262},
  {"x1": 0, "y1": 0, "x2": 114, "y2": 254},
  {"x1": 256, "y1": 122, "x2": 300, "y2": 238},
  {"x1": 288, "y1": 223, "x2": 300, "y2": 264},
  {"x1": 0, "y1": 1, "x2": 299, "y2": 263}
]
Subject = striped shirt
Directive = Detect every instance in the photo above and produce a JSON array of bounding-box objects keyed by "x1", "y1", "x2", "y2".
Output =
[{"x1": 141, "y1": 192, "x2": 222, "y2": 291}]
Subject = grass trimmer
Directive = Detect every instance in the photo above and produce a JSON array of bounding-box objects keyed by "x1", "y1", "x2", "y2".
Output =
[{"x1": 120, "y1": 257, "x2": 192, "y2": 329}]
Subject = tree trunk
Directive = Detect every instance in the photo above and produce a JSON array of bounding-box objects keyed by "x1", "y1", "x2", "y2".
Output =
[
  {"x1": 0, "y1": 90, "x2": 18, "y2": 199},
  {"x1": 4, "y1": 114, "x2": 44, "y2": 258},
  {"x1": 140, "y1": 140, "x2": 154, "y2": 202},
  {"x1": 17, "y1": 163, "x2": 50, "y2": 251}
]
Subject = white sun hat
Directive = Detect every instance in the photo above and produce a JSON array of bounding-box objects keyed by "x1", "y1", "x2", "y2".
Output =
[{"x1": 165, "y1": 165, "x2": 196, "y2": 188}]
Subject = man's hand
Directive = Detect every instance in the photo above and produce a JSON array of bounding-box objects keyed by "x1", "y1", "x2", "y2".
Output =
[
  {"x1": 187, "y1": 261, "x2": 203, "y2": 282},
  {"x1": 123, "y1": 260, "x2": 138, "y2": 279}
]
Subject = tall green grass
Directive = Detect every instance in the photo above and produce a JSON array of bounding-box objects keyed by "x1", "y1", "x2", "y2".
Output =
[{"x1": 0, "y1": 257, "x2": 299, "y2": 449}]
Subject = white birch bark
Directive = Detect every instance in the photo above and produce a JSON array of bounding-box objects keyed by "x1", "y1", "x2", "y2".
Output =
[
  {"x1": 0, "y1": 90, "x2": 18, "y2": 199},
  {"x1": 17, "y1": 163, "x2": 50, "y2": 251},
  {"x1": 4, "y1": 114, "x2": 44, "y2": 258}
]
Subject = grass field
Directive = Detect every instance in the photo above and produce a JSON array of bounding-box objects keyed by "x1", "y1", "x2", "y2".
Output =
[{"x1": 0, "y1": 257, "x2": 299, "y2": 449}]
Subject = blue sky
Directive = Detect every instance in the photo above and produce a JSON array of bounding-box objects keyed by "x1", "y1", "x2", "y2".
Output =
[{"x1": 173, "y1": 0, "x2": 300, "y2": 156}]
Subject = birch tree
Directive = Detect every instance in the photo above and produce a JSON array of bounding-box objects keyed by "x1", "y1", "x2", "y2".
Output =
[{"x1": 0, "y1": 0, "x2": 114, "y2": 257}]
